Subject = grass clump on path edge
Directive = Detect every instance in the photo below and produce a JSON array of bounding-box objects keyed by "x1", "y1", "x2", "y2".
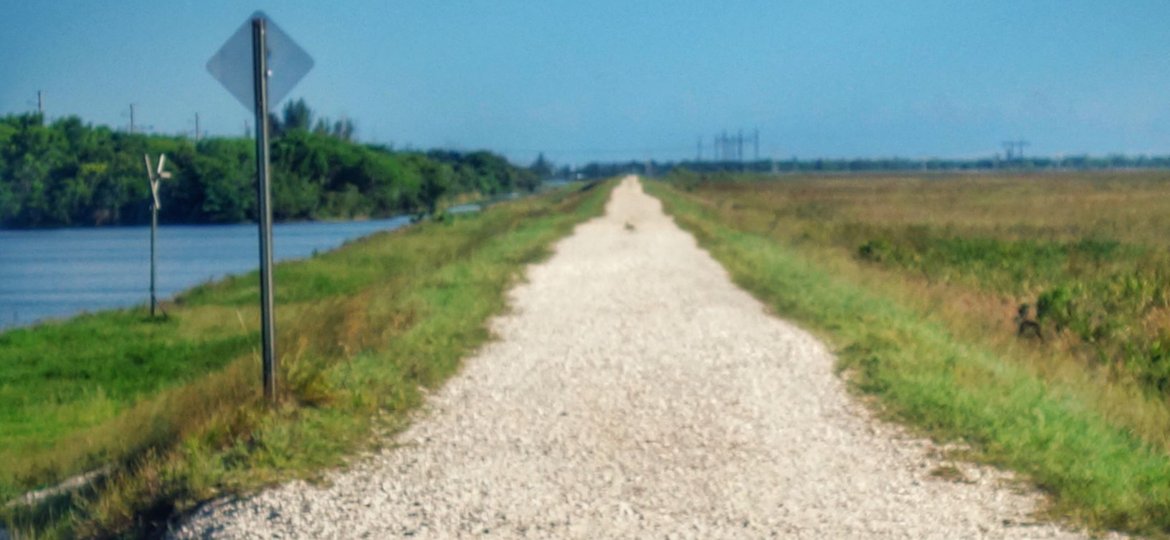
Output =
[
  {"x1": 1, "y1": 180, "x2": 613, "y2": 538},
  {"x1": 645, "y1": 180, "x2": 1170, "y2": 536}
]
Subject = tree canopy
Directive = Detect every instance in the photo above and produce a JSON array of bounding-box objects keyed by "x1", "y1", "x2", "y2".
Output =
[{"x1": 0, "y1": 108, "x2": 538, "y2": 228}]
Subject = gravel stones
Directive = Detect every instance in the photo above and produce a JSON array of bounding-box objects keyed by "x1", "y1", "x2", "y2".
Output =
[{"x1": 171, "y1": 176, "x2": 1104, "y2": 539}]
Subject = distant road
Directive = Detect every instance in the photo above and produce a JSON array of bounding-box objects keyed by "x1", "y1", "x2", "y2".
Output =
[{"x1": 171, "y1": 176, "x2": 1100, "y2": 538}]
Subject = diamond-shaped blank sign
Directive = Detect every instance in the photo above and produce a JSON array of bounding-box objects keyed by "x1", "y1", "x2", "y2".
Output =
[{"x1": 207, "y1": 11, "x2": 313, "y2": 111}]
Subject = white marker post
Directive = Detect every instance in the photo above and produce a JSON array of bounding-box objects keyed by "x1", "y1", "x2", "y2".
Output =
[
  {"x1": 143, "y1": 153, "x2": 171, "y2": 317},
  {"x1": 208, "y1": 11, "x2": 313, "y2": 403}
]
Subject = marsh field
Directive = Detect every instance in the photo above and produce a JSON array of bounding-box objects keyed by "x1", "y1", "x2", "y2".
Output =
[{"x1": 650, "y1": 170, "x2": 1170, "y2": 534}]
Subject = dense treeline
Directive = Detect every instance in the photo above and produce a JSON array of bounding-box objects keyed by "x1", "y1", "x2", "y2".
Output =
[{"x1": 0, "y1": 102, "x2": 538, "y2": 228}]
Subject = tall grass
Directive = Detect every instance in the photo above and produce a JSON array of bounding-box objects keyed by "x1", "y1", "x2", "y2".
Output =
[
  {"x1": 647, "y1": 174, "x2": 1170, "y2": 535},
  {"x1": 1, "y1": 181, "x2": 613, "y2": 537}
]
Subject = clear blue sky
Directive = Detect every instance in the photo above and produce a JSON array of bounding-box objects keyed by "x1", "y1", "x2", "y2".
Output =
[{"x1": 3, "y1": 1, "x2": 1169, "y2": 166}]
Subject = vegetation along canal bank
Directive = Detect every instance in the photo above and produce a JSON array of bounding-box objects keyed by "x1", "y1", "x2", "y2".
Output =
[
  {"x1": 0, "y1": 179, "x2": 614, "y2": 538},
  {"x1": 647, "y1": 171, "x2": 1170, "y2": 536},
  {"x1": 0, "y1": 101, "x2": 541, "y2": 229}
]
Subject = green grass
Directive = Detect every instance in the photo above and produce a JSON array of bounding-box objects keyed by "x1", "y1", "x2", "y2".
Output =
[
  {"x1": 1, "y1": 180, "x2": 613, "y2": 538},
  {"x1": 0, "y1": 313, "x2": 252, "y2": 451},
  {"x1": 646, "y1": 176, "x2": 1170, "y2": 536},
  {"x1": 664, "y1": 171, "x2": 1170, "y2": 446}
]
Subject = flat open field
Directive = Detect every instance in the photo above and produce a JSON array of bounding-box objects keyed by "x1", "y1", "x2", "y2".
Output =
[
  {"x1": 671, "y1": 170, "x2": 1170, "y2": 396},
  {"x1": 651, "y1": 170, "x2": 1170, "y2": 535}
]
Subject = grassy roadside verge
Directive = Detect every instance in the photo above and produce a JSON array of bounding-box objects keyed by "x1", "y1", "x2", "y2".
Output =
[
  {"x1": 1, "y1": 180, "x2": 614, "y2": 538},
  {"x1": 645, "y1": 179, "x2": 1170, "y2": 536}
]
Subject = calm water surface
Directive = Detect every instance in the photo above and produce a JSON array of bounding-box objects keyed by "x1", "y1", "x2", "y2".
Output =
[{"x1": 0, "y1": 217, "x2": 411, "y2": 330}]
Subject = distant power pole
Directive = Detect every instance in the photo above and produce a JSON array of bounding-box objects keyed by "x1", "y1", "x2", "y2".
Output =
[
  {"x1": 195, "y1": 113, "x2": 202, "y2": 140},
  {"x1": 710, "y1": 129, "x2": 760, "y2": 166},
  {"x1": 1002, "y1": 139, "x2": 1029, "y2": 161},
  {"x1": 37, "y1": 90, "x2": 44, "y2": 116},
  {"x1": 129, "y1": 104, "x2": 136, "y2": 134}
]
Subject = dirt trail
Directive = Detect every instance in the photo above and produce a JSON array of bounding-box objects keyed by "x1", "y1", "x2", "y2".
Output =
[{"x1": 172, "y1": 176, "x2": 1099, "y2": 538}]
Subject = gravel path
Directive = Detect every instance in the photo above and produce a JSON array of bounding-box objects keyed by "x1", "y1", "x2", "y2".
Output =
[{"x1": 171, "y1": 176, "x2": 1101, "y2": 539}]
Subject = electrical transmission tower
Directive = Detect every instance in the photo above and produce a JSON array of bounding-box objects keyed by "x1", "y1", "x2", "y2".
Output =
[
  {"x1": 712, "y1": 129, "x2": 760, "y2": 167},
  {"x1": 1002, "y1": 140, "x2": 1029, "y2": 161},
  {"x1": 714, "y1": 131, "x2": 742, "y2": 161}
]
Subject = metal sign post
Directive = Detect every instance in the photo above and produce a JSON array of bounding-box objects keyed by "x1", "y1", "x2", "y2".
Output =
[
  {"x1": 251, "y1": 18, "x2": 278, "y2": 402},
  {"x1": 143, "y1": 154, "x2": 171, "y2": 317},
  {"x1": 208, "y1": 11, "x2": 312, "y2": 404}
]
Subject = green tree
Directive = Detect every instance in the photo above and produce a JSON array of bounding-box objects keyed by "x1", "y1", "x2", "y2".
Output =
[
  {"x1": 282, "y1": 98, "x2": 314, "y2": 132},
  {"x1": 529, "y1": 152, "x2": 553, "y2": 180},
  {"x1": 0, "y1": 105, "x2": 534, "y2": 228}
]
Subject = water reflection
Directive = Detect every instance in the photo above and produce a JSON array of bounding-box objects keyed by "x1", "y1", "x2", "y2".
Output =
[{"x1": 0, "y1": 217, "x2": 411, "y2": 330}]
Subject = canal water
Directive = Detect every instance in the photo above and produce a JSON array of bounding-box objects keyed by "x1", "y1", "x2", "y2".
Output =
[{"x1": 0, "y1": 217, "x2": 412, "y2": 330}]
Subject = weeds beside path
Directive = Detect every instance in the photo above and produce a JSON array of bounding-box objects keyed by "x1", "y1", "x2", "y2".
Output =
[{"x1": 646, "y1": 177, "x2": 1170, "y2": 536}]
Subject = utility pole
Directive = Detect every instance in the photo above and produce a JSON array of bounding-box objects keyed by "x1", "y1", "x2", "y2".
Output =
[
  {"x1": 195, "y1": 113, "x2": 201, "y2": 141},
  {"x1": 1002, "y1": 139, "x2": 1028, "y2": 162},
  {"x1": 737, "y1": 129, "x2": 745, "y2": 168},
  {"x1": 37, "y1": 90, "x2": 43, "y2": 116},
  {"x1": 129, "y1": 104, "x2": 136, "y2": 134}
]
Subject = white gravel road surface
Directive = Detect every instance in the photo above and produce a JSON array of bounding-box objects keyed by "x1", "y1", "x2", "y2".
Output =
[{"x1": 171, "y1": 176, "x2": 1100, "y2": 538}]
